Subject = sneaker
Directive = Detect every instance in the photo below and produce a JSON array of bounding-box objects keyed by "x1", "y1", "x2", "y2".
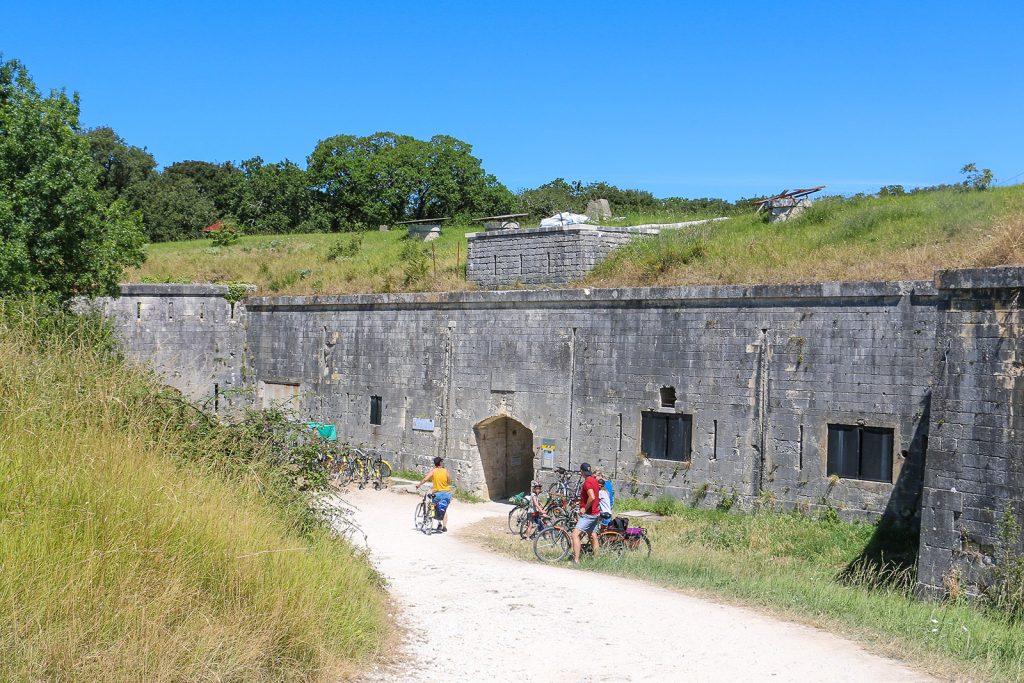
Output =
[{"x1": 441, "y1": 526, "x2": 448, "y2": 533}]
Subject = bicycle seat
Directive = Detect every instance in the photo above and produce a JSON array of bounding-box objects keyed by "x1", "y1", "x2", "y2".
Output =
[{"x1": 555, "y1": 467, "x2": 566, "y2": 474}]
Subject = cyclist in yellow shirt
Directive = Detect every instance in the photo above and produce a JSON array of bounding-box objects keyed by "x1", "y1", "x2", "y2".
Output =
[{"x1": 416, "y1": 457, "x2": 452, "y2": 532}]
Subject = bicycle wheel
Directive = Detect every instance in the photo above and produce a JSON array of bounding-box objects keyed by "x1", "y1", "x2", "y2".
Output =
[
  {"x1": 518, "y1": 513, "x2": 535, "y2": 539},
  {"x1": 597, "y1": 530, "x2": 625, "y2": 559},
  {"x1": 376, "y1": 459, "x2": 392, "y2": 481},
  {"x1": 414, "y1": 502, "x2": 427, "y2": 532},
  {"x1": 533, "y1": 527, "x2": 570, "y2": 562},
  {"x1": 506, "y1": 507, "x2": 519, "y2": 533},
  {"x1": 625, "y1": 533, "x2": 652, "y2": 558}
]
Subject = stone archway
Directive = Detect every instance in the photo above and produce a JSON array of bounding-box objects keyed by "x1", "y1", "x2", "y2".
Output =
[{"x1": 473, "y1": 415, "x2": 534, "y2": 500}]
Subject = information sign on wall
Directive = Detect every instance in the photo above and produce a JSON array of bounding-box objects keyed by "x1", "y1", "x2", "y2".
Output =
[
  {"x1": 540, "y1": 438, "x2": 557, "y2": 469},
  {"x1": 413, "y1": 417, "x2": 435, "y2": 432}
]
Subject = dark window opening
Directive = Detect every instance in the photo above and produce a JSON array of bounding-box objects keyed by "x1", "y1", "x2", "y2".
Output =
[
  {"x1": 519, "y1": 254, "x2": 524, "y2": 275},
  {"x1": 167, "y1": 301, "x2": 173, "y2": 321},
  {"x1": 641, "y1": 411, "x2": 692, "y2": 462},
  {"x1": 214, "y1": 383, "x2": 220, "y2": 413},
  {"x1": 798, "y1": 425, "x2": 804, "y2": 470},
  {"x1": 230, "y1": 302, "x2": 235, "y2": 320},
  {"x1": 827, "y1": 424, "x2": 893, "y2": 482},
  {"x1": 200, "y1": 303, "x2": 205, "y2": 320},
  {"x1": 493, "y1": 254, "x2": 498, "y2": 274},
  {"x1": 712, "y1": 419, "x2": 718, "y2": 460},
  {"x1": 369, "y1": 395, "x2": 383, "y2": 425},
  {"x1": 546, "y1": 252, "x2": 551, "y2": 275},
  {"x1": 660, "y1": 386, "x2": 677, "y2": 408},
  {"x1": 136, "y1": 302, "x2": 141, "y2": 321}
]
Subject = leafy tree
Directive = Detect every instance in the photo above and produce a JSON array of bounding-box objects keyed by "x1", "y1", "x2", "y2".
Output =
[
  {"x1": 307, "y1": 131, "x2": 513, "y2": 228},
  {"x1": 128, "y1": 172, "x2": 217, "y2": 242},
  {"x1": 516, "y1": 178, "x2": 580, "y2": 216},
  {"x1": 960, "y1": 162, "x2": 994, "y2": 191},
  {"x1": 878, "y1": 185, "x2": 906, "y2": 197},
  {"x1": 82, "y1": 126, "x2": 156, "y2": 202},
  {"x1": 164, "y1": 160, "x2": 245, "y2": 217},
  {"x1": 0, "y1": 57, "x2": 146, "y2": 298},
  {"x1": 237, "y1": 156, "x2": 315, "y2": 234}
]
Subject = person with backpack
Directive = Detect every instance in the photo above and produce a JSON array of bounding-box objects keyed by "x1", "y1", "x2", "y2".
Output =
[
  {"x1": 415, "y1": 457, "x2": 452, "y2": 532},
  {"x1": 595, "y1": 469, "x2": 614, "y2": 527}
]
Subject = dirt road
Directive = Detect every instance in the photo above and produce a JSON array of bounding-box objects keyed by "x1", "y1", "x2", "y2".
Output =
[{"x1": 345, "y1": 488, "x2": 933, "y2": 683}]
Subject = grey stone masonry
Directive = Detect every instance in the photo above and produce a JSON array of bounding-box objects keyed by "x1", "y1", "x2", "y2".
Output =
[
  {"x1": 466, "y1": 224, "x2": 658, "y2": 287},
  {"x1": 95, "y1": 267, "x2": 1024, "y2": 600},
  {"x1": 917, "y1": 266, "x2": 1024, "y2": 598},
  {"x1": 91, "y1": 284, "x2": 251, "y2": 417}
]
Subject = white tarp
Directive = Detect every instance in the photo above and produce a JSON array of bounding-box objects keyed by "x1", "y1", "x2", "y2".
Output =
[{"x1": 540, "y1": 211, "x2": 590, "y2": 228}]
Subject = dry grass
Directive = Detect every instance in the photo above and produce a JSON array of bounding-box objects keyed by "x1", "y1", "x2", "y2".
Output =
[
  {"x1": 0, "y1": 304, "x2": 389, "y2": 681},
  {"x1": 130, "y1": 186, "x2": 1024, "y2": 295}
]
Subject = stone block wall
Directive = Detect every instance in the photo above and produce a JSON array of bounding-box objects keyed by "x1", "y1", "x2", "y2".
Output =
[
  {"x1": 237, "y1": 282, "x2": 937, "y2": 522},
  {"x1": 918, "y1": 267, "x2": 1024, "y2": 597},
  {"x1": 92, "y1": 284, "x2": 251, "y2": 416},
  {"x1": 99, "y1": 268, "x2": 1024, "y2": 599},
  {"x1": 465, "y1": 225, "x2": 656, "y2": 287}
]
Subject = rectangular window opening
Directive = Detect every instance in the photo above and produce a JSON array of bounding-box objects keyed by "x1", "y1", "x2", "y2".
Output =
[
  {"x1": 546, "y1": 252, "x2": 551, "y2": 275},
  {"x1": 519, "y1": 253, "x2": 524, "y2": 275},
  {"x1": 826, "y1": 424, "x2": 893, "y2": 483},
  {"x1": 167, "y1": 301, "x2": 173, "y2": 321},
  {"x1": 617, "y1": 413, "x2": 623, "y2": 452},
  {"x1": 660, "y1": 386, "x2": 677, "y2": 408},
  {"x1": 712, "y1": 419, "x2": 718, "y2": 460},
  {"x1": 641, "y1": 410, "x2": 692, "y2": 462},
  {"x1": 230, "y1": 302, "x2": 236, "y2": 320},
  {"x1": 798, "y1": 425, "x2": 804, "y2": 470},
  {"x1": 214, "y1": 383, "x2": 220, "y2": 413},
  {"x1": 200, "y1": 303, "x2": 205, "y2": 320},
  {"x1": 370, "y1": 395, "x2": 383, "y2": 426},
  {"x1": 493, "y1": 254, "x2": 498, "y2": 274},
  {"x1": 136, "y1": 302, "x2": 142, "y2": 321}
]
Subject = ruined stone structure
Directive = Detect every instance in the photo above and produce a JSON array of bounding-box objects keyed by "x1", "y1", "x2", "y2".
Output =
[
  {"x1": 466, "y1": 224, "x2": 657, "y2": 287},
  {"x1": 95, "y1": 267, "x2": 1024, "y2": 598}
]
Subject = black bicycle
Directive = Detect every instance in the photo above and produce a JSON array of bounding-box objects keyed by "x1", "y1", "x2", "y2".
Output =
[{"x1": 414, "y1": 491, "x2": 438, "y2": 534}]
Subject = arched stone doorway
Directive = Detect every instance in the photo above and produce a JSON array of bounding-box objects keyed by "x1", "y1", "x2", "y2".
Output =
[{"x1": 473, "y1": 415, "x2": 534, "y2": 500}]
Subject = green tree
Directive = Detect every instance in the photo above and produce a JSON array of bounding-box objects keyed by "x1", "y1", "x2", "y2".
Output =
[
  {"x1": 82, "y1": 126, "x2": 156, "y2": 202},
  {"x1": 0, "y1": 57, "x2": 145, "y2": 298},
  {"x1": 237, "y1": 156, "x2": 315, "y2": 234},
  {"x1": 128, "y1": 172, "x2": 218, "y2": 242},
  {"x1": 307, "y1": 131, "x2": 513, "y2": 229},
  {"x1": 164, "y1": 160, "x2": 245, "y2": 218},
  {"x1": 960, "y1": 163, "x2": 994, "y2": 191}
]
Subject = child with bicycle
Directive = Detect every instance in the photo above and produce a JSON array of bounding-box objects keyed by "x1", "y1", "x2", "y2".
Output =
[
  {"x1": 525, "y1": 481, "x2": 549, "y2": 538},
  {"x1": 415, "y1": 457, "x2": 451, "y2": 532}
]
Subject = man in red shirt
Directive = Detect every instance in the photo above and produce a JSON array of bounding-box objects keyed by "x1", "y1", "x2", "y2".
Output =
[{"x1": 571, "y1": 462, "x2": 602, "y2": 563}]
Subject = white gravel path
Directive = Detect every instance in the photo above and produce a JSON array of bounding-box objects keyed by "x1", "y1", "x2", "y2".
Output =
[{"x1": 345, "y1": 488, "x2": 934, "y2": 683}]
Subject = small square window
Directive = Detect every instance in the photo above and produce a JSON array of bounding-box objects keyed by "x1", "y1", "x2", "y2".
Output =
[
  {"x1": 660, "y1": 386, "x2": 677, "y2": 408},
  {"x1": 827, "y1": 424, "x2": 893, "y2": 482},
  {"x1": 641, "y1": 411, "x2": 692, "y2": 462},
  {"x1": 369, "y1": 395, "x2": 383, "y2": 425}
]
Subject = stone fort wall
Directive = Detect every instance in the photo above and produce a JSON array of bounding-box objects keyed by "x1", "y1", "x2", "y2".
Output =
[{"x1": 95, "y1": 268, "x2": 1024, "y2": 598}]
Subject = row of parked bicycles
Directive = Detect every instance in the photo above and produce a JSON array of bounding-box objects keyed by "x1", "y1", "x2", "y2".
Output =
[
  {"x1": 318, "y1": 440, "x2": 393, "y2": 490},
  {"x1": 507, "y1": 467, "x2": 653, "y2": 563}
]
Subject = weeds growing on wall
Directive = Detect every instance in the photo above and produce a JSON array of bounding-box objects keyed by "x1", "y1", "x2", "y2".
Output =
[{"x1": 986, "y1": 504, "x2": 1024, "y2": 620}]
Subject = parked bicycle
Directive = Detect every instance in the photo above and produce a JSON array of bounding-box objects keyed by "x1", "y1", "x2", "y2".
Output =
[
  {"x1": 548, "y1": 466, "x2": 583, "y2": 500},
  {"x1": 532, "y1": 519, "x2": 624, "y2": 562}
]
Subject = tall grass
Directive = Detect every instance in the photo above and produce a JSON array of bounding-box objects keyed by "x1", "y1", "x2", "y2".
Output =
[
  {"x1": 0, "y1": 300, "x2": 388, "y2": 681},
  {"x1": 129, "y1": 186, "x2": 1024, "y2": 294},
  {"x1": 588, "y1": 186, "x2": 1024, "y2": 287}
]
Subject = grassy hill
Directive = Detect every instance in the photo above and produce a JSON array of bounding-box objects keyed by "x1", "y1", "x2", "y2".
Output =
[
  {"x1": 0, "y1": 303, "x2": 388, "y2": 682},
  {"x1": 129, "y1": 186, "x2": 1024, "y2": 295}
]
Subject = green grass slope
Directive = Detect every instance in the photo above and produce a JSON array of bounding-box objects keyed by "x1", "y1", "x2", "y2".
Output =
[
  {"x1": 129, "y1": 186, "x2": 1024, "y2": 295},
  {"x1": 0, "y1": 304, "x2": 388, "y2": 682}
]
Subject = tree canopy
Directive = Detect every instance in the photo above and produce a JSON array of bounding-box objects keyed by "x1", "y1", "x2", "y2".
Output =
[
  {"x1": 0, "y1": 57, "x2": 145, "y2": 298},
  {"x1": 307, "y1": 132, "x2": 514, "y2": 228}
]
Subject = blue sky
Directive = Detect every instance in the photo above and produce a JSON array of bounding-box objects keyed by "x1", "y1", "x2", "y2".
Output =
[{"x1": 3, "y1": 1, "x2": 1021, "y2": 199}]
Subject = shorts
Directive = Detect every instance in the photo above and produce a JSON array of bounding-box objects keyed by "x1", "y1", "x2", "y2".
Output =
[
  {"x1": 434, "y1": 491, "x2": 451, "y2": 517},
  {"x1": 575, "y1": 513, "x2": 601, "y2": 534}
]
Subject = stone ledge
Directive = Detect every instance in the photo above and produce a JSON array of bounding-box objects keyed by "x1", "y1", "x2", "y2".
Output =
[
  {"x1": 466, "y1": 224, "x2": 661, "y2": 240},
  {"x1": 119, "y1": 283, "x2": 233, "y2": 297},
  {"x1": 935, "y1": 266, "x2": 1024, "y2": 291},
  {"x1": 243, "y1": 279, "x2": 938, "y2": 311}
]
